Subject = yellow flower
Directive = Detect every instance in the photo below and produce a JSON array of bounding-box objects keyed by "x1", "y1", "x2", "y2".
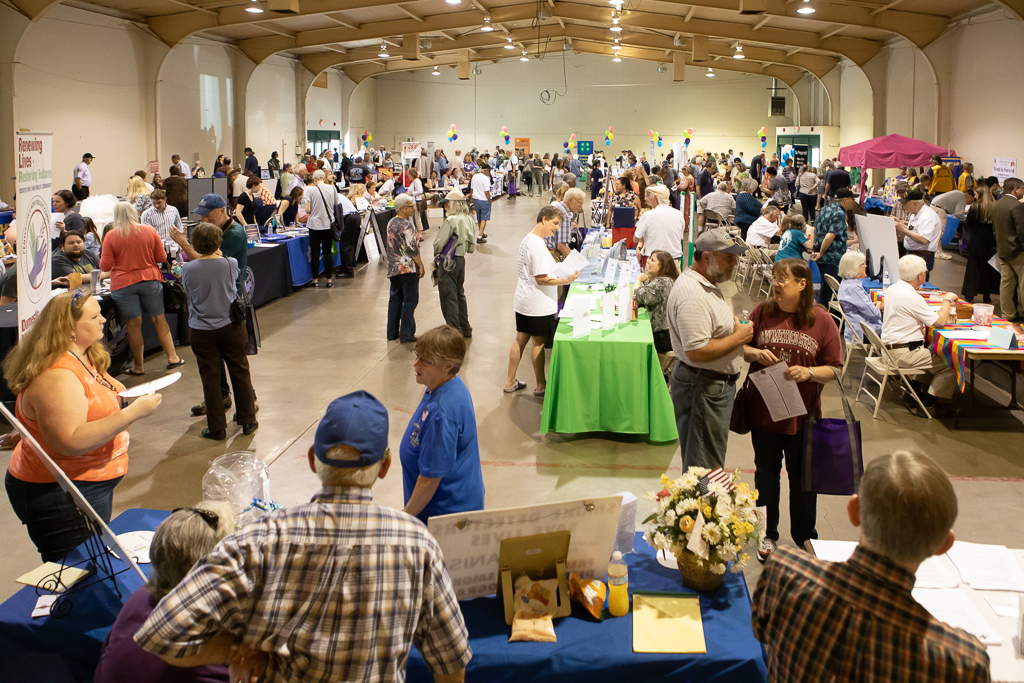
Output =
[
  {"x1": 660, "y1": 474, "x2": 670, "y2": 487},
  {"x1": 753, "y1": 488, "x2": 759, "y2": 501},
  {"x1": 679, "y1": 516, "x2": 695, "y2": 533},
  {"x1": 702, "y1": 505, "x2": 713, "y2": 518}
]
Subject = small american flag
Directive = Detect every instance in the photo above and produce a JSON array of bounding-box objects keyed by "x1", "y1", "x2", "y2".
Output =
[{"x1": 698, "y1": 468, "x2": 735, "y2": 497}]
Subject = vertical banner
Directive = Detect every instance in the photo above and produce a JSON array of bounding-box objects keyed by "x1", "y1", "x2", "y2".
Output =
[{"x1": 15, "y1": 132, "x2": 53, "y2": 337}]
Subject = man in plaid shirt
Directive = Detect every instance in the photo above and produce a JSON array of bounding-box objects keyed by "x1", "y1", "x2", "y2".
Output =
[
  {"x1": 135, "y1": 391, "x2": 471, "y2": 683},
  {"x1": 752, "y1": 451, "x2": 990, "y2": 682}
]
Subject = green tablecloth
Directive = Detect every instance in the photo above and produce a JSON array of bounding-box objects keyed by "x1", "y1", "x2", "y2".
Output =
[{"x1": 540, "y1": 285, "x2": 678, "y2": 442}]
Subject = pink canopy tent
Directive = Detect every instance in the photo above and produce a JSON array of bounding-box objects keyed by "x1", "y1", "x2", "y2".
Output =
[{"x1": 838, "y1": 133, "x2": 954, "y2": 170}]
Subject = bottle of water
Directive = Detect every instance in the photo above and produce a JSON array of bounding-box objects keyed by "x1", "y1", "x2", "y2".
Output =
[
  {"x1": 740, "y1": 309, "x2": 750, "y2": 324},
  {"x1": 607, "y1": 551, "x2": 629, "y2": 617},
  {"x1": 882, "y1": 269, "x2": 891, "y2": 288}
]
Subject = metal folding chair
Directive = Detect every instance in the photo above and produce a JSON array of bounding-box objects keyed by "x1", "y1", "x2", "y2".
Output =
[
  {"x1": 856, "y1": 322, "x2": 932, "y2": 419},
  {"x1": 836, "y1": 304, "x2": 874, "y2": 384},
  {"x1": 822, "y1": 273, "x2": 844, "y2": 334}
]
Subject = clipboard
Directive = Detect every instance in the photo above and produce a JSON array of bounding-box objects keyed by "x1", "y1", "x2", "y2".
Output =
[{"x1": 632, "y1": 591, "x2": 707, "y2": 654}]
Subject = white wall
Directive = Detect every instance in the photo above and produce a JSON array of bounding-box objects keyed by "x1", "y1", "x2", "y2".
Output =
[
  {"x1": 12, "y1": 5, "x2": 164, "y2": 195},
  {"x1": 881, "y1": 43, "x2": 937, "y2": 144},
  {"x1": 371, "y1": 53, "x2": 793, "y2": 160},
  {"x1": 838, "y1": 63, "x2": 873, "y2": 150},
  {"x1": 347, "y1": 79, "x2": 376, "y2": 156},
  {"x1": 247, "y1": 55, "x2": 299, "y2": 165},
  {"x1": 305, "y1": 69, "x2": 343, "y2": 132}
]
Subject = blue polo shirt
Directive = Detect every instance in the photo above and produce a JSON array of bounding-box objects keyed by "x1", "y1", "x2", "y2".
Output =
[{"x1": 400, "y1": 375, "x2": 485, "y2": 524}]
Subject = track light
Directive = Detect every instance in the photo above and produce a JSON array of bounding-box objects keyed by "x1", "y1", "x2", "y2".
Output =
[
  {"x1": 733, "y1": 45, "x2": 744, "y2": 59},
  {"x1": 378, "y1": 43, "x2": 389, "y2": 58},
  {"x1": 673, "y1": 34, "x2": 682, "y2": 47},
  {"x1": 431, "y1": 66, "x2": 441, "y2": 75},
  {"x1": 481, "y1": 14, "x2": 493, "y2": 31},
  {"x1": 706, "y1": 67, "x2": 715, "y2": 77},
  {"x1": 504, "y1": 36, "x2": 515, "y2": 49},
  {"x1": 797, "y1": 0, "x2": 815, "y2": 13}
]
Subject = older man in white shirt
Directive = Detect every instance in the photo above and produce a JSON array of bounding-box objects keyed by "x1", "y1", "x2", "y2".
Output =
[
  {"x1": 746, "y1": 203, "x2": 785, "y2": 248},
  {"x1": 881, "y1": 254, "x2": 958, "y2": 413},
  {"x1": 635, "y1": 185, "x2": 685, "y2": 260},
  {"x1": 895, "y1": 188, "x2": 942, "y2": 279},
  {"x1": 697, "y1": 182, "x2": 737, "y2": 226}
]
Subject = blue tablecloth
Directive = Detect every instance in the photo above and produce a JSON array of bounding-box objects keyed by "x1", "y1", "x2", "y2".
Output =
[
  {"x1": 407, "y1": 532, "x2": 768, "y2": 683},
  {"x1": 0, "y1": 509, "x2": 169, "y2": 683},
  {"x1": 862, "y1": 278, "x2": 938, "y2": 292},
  {"x1": 262, "y1": 233, "x2": 341, "y2": 287}
]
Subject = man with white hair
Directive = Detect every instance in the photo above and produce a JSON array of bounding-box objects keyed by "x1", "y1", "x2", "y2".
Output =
[
  {"x1": 697, "y1": 181, "x2": 736, "y2": 226},
  {"x1": 881, "y1": 254, "x2": 958, "y2": 411},
  {"x1": 546, "y1": 187, "x2": 584, "y2": 259},
  {"x1": 635, "y1": 184, "x2": 685, "y2": 261},
  {"x1": 136, "y1": 391, "x2": 472, "y2": 683},
  {"x1": 753, "y1": 450, "x2": 990, "y2": 681},
  {"x1": 895, "y1": 188, "x2": 942, "y2": 279}
]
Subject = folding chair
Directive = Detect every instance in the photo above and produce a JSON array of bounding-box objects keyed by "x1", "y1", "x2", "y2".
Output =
[
  {"x1": 856, "y1": 323, "x2": 932, "y2": 419},
  {"x1": 757, "y1": 249, "x2": 775, "y2": 300},
  {"x1": 703, "y1": 209, "x2": 727, "y2": 229},
  {"x1": 747, "y1": 247, "x2": 772, "y2": 296},
  {"x1": 836, "y1": 304, "x2": 874, "y2": 384},
  {"x1": 734, "y1": 244, "x2": 757, "y2": 287},
  {"x1": 822, "y1": 273, "x2": 844, "y2": 335}
]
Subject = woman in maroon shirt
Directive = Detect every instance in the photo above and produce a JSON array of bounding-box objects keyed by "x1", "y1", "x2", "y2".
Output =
[
  {"x1": 99, "y1": 202, "x2": 184, "y2": 375},
  {"x1": 742, "y1": 258, "x2": 843, "y2": 563}
]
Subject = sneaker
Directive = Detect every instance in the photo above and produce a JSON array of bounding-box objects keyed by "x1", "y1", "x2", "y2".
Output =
[
  {"x1": 936, "y1": 251, "x2": 952, "y2": 260},
  {"x1": 758, "y1": 538, "x2": 778, "y2": 564},
  {"x1": 192, "y1": 395, "x2": 232, "y2": 417}
]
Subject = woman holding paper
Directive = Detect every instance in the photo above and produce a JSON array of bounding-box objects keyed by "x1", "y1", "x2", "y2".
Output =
[
  {"x1": 504, "y1": 205, "x2": 579, "y2": 395},
  {"x1": 741, "y1": 258, "x2": 843, "y2": 564},
  {"x1": 3, "y1": 289, "x2": 162, "y2": 561}
]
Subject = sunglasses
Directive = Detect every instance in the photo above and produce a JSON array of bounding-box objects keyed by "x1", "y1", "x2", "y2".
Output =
[
  {"x1": 70, "y1": 287, "x2": 89, "y2": 308},
  {"x1": 173, "y1": 507, "x2": 220, "y2": 530}
]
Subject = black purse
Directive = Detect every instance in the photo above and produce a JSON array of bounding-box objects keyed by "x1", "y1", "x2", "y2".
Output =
[{"x1": 316, "y1": 187, "x2": 341, "y2": 241}]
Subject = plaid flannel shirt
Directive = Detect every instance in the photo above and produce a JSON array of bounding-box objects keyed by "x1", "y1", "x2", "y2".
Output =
[
  {"x1": 135, "y1": 487, "x2": 471, "y2": 683},
  {"x1": 752, "y1": 545, "x2": 990, "y2": 683},
  {"x1": 544, "y1": 201, "x2": 576, "y2": 250}
]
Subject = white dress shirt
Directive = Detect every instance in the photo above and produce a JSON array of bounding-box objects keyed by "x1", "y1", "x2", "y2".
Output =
[
  {"x1": 905, "y1": 204, "x2": 941, "y2": 252},
  {"x1": 746, "y1": 216, "x2": 780, "y2": 247},
  {"x1": 881, "y1": 279, "x2": 938, "y2": 344},
  {"x1": 635, "y1": 204, "x2": 685, "y2": 258},
  {"x1": 74, "y1": 162, "x2": 92, "y2": 187},
  {"x1": 176, "y1": 160, "x2": 192, "y2": 179}
]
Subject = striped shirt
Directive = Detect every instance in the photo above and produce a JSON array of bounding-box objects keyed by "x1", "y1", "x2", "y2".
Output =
[
  {"x1": 666, "y1": 268, "x2": 744, "y2": 375},
  {"x1": 544, "y1": 201, "x2": 575, "y2": 249},
  {"x1": 139, "y1": 205, "x2": 183, "y2": 240},
  {"x1": 752, "y1": 545, "x2": 990, "y2": 683},
  {"x1": 135, "y1": 486, "x2": 472, "y2": 683}
]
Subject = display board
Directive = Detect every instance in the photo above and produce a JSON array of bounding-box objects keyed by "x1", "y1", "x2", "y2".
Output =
[
  {"x1": 15, "y1": 131, "x2": 53, "y2": 337},
  {"x1": 515, "y1": 138, "x2": 530, "y2": 157},
  {"x1": 856, "y1": 214, "x2": 900, "y2": 285},
  {"x1": 402, "y1": 142, "x2": 421, "y2": 160},
  {"x1": 993, "y1": 158, "x2": 1017, "y2": 183},
  {"x1": 577, "y1": 141, "x2": 593, "y2": 157},
  {"x1": 428, "y1": 495, "x2": 623, "y2": 600}
]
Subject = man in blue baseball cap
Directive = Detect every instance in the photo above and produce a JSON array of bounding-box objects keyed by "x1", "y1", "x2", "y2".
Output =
[
  {"x1": 170, "y1": 193, "x2": 252, "y2": 420},
  {"x1": 137, "y1": 390, "x2": 472, "y2": 683}
]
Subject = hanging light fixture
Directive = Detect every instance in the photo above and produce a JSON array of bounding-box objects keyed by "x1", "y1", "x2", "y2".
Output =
[
  {"x1": 608, "y1": 0, "x2": 624, "y2": 5},
  {"x1": 445, "y1": 0, "x2": 461, "y2": 4},
  {"x1": 431, "y1": 66, "x2": 441, "y2": 75},
  {"x1": 245, "y1": 0, "x2": 263, "y2": 13},
  {"x1": 797, "y1": 0, "x2": 815, "y2": 13},
  {"x1": 504, "y1": 36, "x2": 515, "y2": 49},
  {"x1": 733, "y1": 45, "x2": 744, "y2": 59},
  {"x1": 481, "y1": 14, "x2": 493, "y2": 31},
  {"x1": 612, "y1": 55, "x2": 622, "y2": 62},
  {"x1": 612, "y1": 43, "x2": 622, "y2": 51},
  {"x1": 378, "y1": 43, "x2": 389, "y2": 58},
  {"x1": 705, "y1": 67, "x2": 715, "y2": 77},
  {"x1": 520, "y1": 49, "x2": 530, "y2": 62}
]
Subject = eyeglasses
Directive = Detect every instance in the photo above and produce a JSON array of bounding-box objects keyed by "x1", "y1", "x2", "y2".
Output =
[
  {"x1": 413, "y1": 353, "x2": 434, "y2": 366},
  {"x1": 172, "y1": 507, "x2": 220, "y2": 530}
]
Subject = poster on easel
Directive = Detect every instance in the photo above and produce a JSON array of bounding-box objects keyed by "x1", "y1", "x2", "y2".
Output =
[
  {"x1": 15, "y1": 131, "x2": 53, "y2": 338},
  {"x1": 993, "y1": 158, "x2": 1017, "y2": 183}
]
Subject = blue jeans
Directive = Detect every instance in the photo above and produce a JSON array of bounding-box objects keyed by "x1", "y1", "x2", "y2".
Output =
[
  {"x1": 670, "y1": 362, "x2": 736, "y2": 472},
  {"x1": 387, "y1": 273, "x2": 419, "y2": 342},
  {"x1": 6, "y1": 472, "x2": 122, "y2": 562}
]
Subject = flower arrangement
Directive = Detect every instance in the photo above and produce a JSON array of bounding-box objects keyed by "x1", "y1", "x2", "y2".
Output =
[{"x1": 643, "y1": 468, "x2": 764, "y2": 576}]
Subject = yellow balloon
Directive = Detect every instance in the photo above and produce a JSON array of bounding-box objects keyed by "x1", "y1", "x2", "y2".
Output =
[
  {"x1": 367, "y1": 135, "x2": 372, "y2": 142},
  {"x1": 608, "y1": 133, "x2": 614, "y2": 140}
]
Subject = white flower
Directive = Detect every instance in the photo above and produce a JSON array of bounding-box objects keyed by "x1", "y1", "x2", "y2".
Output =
[
  {"x1": 711, "y1": 563, "x2": 727, "y2": 575},
  {"x1": 679, "y1": 472, "x2": 699, "y2": 491},
  {"x1": 702, "y1": 522, "x2": 723, "y2": 546},
  {"x1": 643, "y1": 531, "x2": 653, "y2": 546},
  {"x1": 681, "y1": 498, "x2": 699, "y2": 513},
  {"x1": 718, "y1": 544, "x2": 737, "y2": 562},
  {"x1": 707, "y1": 482, "x2": 729, "y2": 499},
  {"x1": 715, "y1": 500, "x2": 733, "y2": 519},
  {"x1": 664, "y1": 509, "x2": 677, "y2": 525},
  {"x1": 652, "y1": 531, "x2": 668, "y2": 550},
  {"x1": 689, "y1": 467, "x2": 711, "y2": 478}
]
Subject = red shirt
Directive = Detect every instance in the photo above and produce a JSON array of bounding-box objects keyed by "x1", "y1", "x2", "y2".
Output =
[
  {"x1": 99, "y1": 223, "x2": 166, "y2": 291},
  {"x1": 744, "y1": 303, "x2": 843, "y2": 435}
]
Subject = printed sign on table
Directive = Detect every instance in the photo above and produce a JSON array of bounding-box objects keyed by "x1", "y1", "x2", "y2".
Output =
[
  {"x1": 993, "y1": 157, "x2": 1017, "y2": 183},
  {"x1": 15, "y1": 132, "x2": 53, "y2": 337}
]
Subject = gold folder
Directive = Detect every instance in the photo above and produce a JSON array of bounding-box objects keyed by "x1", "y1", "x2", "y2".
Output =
[{"x1": 632, "y1": 591, "x2": 707, "y2": 654}]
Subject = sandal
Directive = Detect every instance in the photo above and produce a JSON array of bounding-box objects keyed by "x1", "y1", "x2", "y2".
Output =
[
  {"x1": 533, "y1": 387, "x2": 546, "y2": 397},
  {"x1": 326, "y1": 281, "x2": 334, "y2": 288},
  {"x1": 166, "y1": 359, "x2": 186, "y2": 370},
  {"x1": 126, "y1": 369, "x2": 146, "y2": 376},
  {"x1": 503, "y1": 380, "x2": 526, "y2": 394}
]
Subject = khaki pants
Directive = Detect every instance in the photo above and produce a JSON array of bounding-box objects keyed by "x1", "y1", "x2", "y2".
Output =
[
  {"x1": 999, "y1": 252, "x2": 1024, "y2": 320},
  {"x1": 886, "y1": 346, "x2": 956, "y2": 399}
]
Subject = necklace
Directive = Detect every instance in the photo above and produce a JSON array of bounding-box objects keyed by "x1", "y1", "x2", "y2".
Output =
[{"x1": 67, "y1": 350, "x2": 117, "y2": 393}]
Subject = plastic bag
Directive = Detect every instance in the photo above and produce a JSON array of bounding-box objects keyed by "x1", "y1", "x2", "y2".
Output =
[
  {"x1": 569, "y1": 572, "x2": 607, "y2": 621},
  {"x1": 201, "y1": 451, "x2": 272, "y2": 529},
  {"x1": 509, "y1": 576, "x2": 558, "y2": 643}
]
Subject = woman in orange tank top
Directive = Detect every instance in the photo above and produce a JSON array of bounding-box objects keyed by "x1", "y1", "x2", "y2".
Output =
[{"x1": 4, "y1": 288, "x2": 163, "y2": 561}]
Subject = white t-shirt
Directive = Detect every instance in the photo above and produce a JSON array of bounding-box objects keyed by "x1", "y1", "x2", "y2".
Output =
[
  {"x1": 905, "y1": 204, "x2": 941, "y2": 253},
  {"x1": 74, "y1": 162, "x2": 92, "y2": 187},
  {"x1": 233, "y1": 174, "x2": 248, "y2": 198},
  {"x1": 510, "y1": 154, "x2": 519, "y2": 167},
  {"x1": 513, "y1": 233, "x2": 558, "y2": 316},
  {"x1": 746, "y1": 216, "x2": 779, "y2": 247},
  {"x1": 635, "y1": 204, "x2": 685, "y2": 258},
  {"x1": 881, "y1": 279, "x2": 939, "y2": 345},
  {"x1": 471, "y1": 172, "x2": 491, "y2": 201},
  {"x1": 378, "y1": 179, "x2": 395, "y2": 196},
  {"x1": 303, "y1": 184, "x2": 338, "y2": 231},
  {"x1": 177, "y1": 160, "x2": 192, "y2": 179}
]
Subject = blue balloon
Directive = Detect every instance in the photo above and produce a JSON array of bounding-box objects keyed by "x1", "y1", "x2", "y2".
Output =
[
  {"x1": 605, "y1": 139, "x2": 611, "y2": 145},
  {"x1": 657, "y1": 140, "x2": 663, "y2": 147}
]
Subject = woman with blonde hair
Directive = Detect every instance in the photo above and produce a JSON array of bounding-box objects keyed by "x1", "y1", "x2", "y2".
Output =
[
  {"x1": 348, "y1": 183, "x2": 369, "y2": 213},
  {"x1": 4, "y1": 288, "x2": 163, "y2": 560},
  {"x1": 99, "y1": 201, "x2": 184, "y2": 374},
  {"x1": 127, "y1": 176, "x2": 153, "y2": 215},
  {"x1": 961, "y1": 183, "x2": 998, "y2": 303}
]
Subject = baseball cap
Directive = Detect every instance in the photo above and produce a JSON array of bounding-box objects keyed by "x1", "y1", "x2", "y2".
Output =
[
  {"x1": 314, "y1": 391, "x2": 390, "y2": 468},
  {"x1": 901, "y1": 188, "x2": 924, "y2": 203},
  {"x1": 835, "y1": 188, "x2": 855, "y2": 200},
  {"x1": 82, "y1": 153, "x2": 95, "y2": 159},
  {"x1": 445, "y1": 189, "x2": 466, "y2": 202},
  {"x1": 646, "y1": 184, "x2": 670, "y2": 202},
  {"x1": 192, "y1": 193, "x2": 227, "y2": 216},
  {"x1": 694, "y1": 229, "x2": 746, "y2": 255}
]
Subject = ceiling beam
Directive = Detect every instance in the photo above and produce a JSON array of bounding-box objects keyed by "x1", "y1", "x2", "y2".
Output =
[
  {"x1": 993, "y1": 0, "x2": 1024, "y2": 22},
  {"x1": 395, "y1": 4, "x2": 423, "y2": 22},
  {"x1": 652, "y1": 0, "x2": 951, "y2": 48},
  {"x1": 261, "y1": 22, "x2": 296, "y2": 37},
  {"x1": 323, "y1": 12, "x2": 358, "y2": 29},
  {"x1": 752, "y1": 16, "x2": 771, "y2": 30},
  {"x1": 819, "y1": 25, "x2": 844, "y2": 40}
]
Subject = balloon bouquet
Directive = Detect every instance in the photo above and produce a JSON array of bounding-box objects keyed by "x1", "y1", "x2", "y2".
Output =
[
  {"x1": 499, "y1": 126, "x2": 510, "y2": 146},
  {"x1": 604, "y1": 126, "x2": 614, "y2": 146},
  {"x1": 683, "y1": 128, "x2": 694, "y2": 148},
  {"x1": 758, "y1": 126, "x2": 767, "y2": 149},
  {"x1": 780, "y1": 144, "x2": 794, "y2": 164},
  {"x1": 447, "y1": 124, "x2": 458, "y2": 142},
  {"x1": 361, "y1": 130, "x2": 372, "y2": 148},
  {"x1": 648, "y1": 129, "x2": 663, "y2": 147},
  {"x1": 563, "y1": 133, "x2": 577, "y2": 152}
]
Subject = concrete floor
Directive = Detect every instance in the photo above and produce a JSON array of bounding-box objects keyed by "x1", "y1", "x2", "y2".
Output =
[{"x1": 2, "y1": 194, "x2": 1023, "y2": 602}]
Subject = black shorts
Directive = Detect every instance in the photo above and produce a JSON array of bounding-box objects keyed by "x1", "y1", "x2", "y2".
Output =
[{"x1": 515, "y1": 312, "x2": 557, "y2": 342}]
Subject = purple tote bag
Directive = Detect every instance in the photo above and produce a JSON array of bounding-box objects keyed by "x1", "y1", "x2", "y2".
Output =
[{"x1": 802, "y1": 367, "x2": 863, "y2": 495}]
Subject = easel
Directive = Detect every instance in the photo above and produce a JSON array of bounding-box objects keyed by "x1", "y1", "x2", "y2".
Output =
[
  {"x1": 354, "y1": 210, "x2": 386, "y2": 263},
  {"x1": 0, "y1": 403, "x2": 146, "y2": 617}
]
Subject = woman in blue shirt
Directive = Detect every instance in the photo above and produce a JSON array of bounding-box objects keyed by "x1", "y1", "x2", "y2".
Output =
[
  {"x1": 775, "y1": 215, "x2": 812, "y2": 262},
  {"x1": 734, "y1": 178, "x2": 763, "y2": 241},
  {"x1": 401, "y1": 325, "x2": 485, "y2": 523},
  {"x1": 836, "y1": 251, "x2": 882, "y2": 343}
]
